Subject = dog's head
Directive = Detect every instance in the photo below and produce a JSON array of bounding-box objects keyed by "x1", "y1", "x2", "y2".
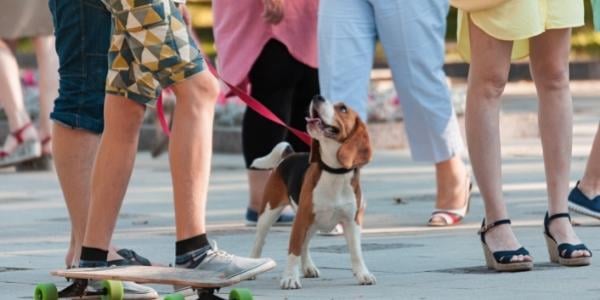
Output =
[{"x1": 306, "y1": 95, "x2": 372, "y2": 169}]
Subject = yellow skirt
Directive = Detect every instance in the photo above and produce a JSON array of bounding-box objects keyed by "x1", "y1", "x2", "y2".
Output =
[{"x1": 457, "y1": 0, "x2": 585, "y2": 62}]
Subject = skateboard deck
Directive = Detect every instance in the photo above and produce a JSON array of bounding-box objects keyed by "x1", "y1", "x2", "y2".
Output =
[
  {"x1": 35, "y1": 264, "x2": 276, "y2": 300},
  {"x1": 53, "y1": 266, "x2": 244, "y2": 288}
]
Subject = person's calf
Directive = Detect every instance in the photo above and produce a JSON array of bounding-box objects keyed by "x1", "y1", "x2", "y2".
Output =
[
  {"x1": 168, "y1": 71, "x2": 218, "y2": 240},
  {"x1": 82, "y1": 95, "x2": 145, "y2": 250},
  {"x1": 434, "y1": 155, "x2": 469, "y2": 209}
]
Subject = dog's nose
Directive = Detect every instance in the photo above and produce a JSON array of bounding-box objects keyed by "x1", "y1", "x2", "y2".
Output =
[{"x1": 312, "y1": 95, "x2": 325, "y2": 102}]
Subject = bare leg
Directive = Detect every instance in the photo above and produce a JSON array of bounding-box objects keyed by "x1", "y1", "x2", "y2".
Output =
[
  {"x1": 32, "y1": 36, "x2": 59, "y2": 153},
  {"x1": 247, "y1": 170, "x2": 270, "y2": 212},
  {"x1": 579, "y1": 125, "x2": 600, "y2": 198},
  {"x1": 82, "y1": 95, "x2": 145, "y2": 250},
  {"x1": 52, "y1": 124, "x2": 100, "y2": 266},
  {"x1": 464, "y1": 21, "x2": 530, "y2": 262},
  {"x1": 0, "y1": 40, "x2": 33, "y2": 130},
  {"x1": 529, "y1": 28, "x2": 590, "y2": 258},
  {"x1": 0, "y1": 39, "x2": 37, "y2": 150},
  {"x1": 168, "y1": 70, "x2": 219, "y2": 240}
]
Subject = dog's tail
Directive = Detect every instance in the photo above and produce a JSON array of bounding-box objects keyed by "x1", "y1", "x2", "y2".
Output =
[{"x1": 250, "y1": 142, "x2": 294, "y2": 170}]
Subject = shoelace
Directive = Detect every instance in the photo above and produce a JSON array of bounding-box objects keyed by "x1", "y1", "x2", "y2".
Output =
[{"x1": 209, "y1": 241, "x2": 234, "y2": 258}]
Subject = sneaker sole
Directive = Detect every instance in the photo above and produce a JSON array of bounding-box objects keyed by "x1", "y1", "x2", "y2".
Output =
[{"x1": 568, "y1": 202, "x2": 600, "y2": 220}]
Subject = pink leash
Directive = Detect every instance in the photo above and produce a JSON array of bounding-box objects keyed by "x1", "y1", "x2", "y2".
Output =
[{"x1": 155, "y1": 55, "x2": 312, "y2": 146}]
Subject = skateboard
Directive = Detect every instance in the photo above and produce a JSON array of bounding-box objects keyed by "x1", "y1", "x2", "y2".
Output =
[{"x1": 34, "y1": 264, "x2": 275, "y2": 300}]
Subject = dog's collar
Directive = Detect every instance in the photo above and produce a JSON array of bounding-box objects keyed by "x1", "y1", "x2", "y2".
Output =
[{"x1": 318, "y1": 160, "x2": 355, "y2": 174}]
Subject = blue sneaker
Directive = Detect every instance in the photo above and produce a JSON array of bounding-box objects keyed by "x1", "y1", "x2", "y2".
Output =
[
  {"x1": 568, "y1": 181, "x2": 600, "y2": 220},
  {"x1": 245, "y1": 207, "x2": 294, "y2": 226}
]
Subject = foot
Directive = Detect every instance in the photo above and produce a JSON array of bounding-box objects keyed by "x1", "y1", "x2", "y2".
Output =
[
  {"x1": 430, "y1": 158, "x2": 470, "y2": 225},
  {"x1": 0, "y1": 123, "x2": 41, "y2": 167},
  {"x1": 429, "y1": 177, "x2": 471, "y2": 226},
  {"x1": 108, "y1": 248, "x2": 153, "y2": 266},
  {"x1": 354, "y1": 269, "x2": 376, "y2": 285},
  {"x1": 280, "y1": 269, "x2": 302, "y2": 289},
  {"x1": 569, "y1": 181, "x2": 600, "y2": 219},
  {"x1": 482, "y1": 222, "x2": 532, "y2": 263},
  {"x1": 246, "y1": 207, "x2": 294, "y2": 226},
  {"x1": 546, "y1": 216, "x2": 591, "y2": 258},
  {"x1": 176, "y1": 243, "x2": 276, "y2": 281},
  {"x1": 65, "y1": 246, "x2": 152, "y2": 268},
  {"x1": 302, "y1": 261, "x2": 320, "y2": 278}
]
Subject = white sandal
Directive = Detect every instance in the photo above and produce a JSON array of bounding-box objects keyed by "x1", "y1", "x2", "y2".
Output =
[{"x1": 428, "y1": 177, "x2": 472, "y2": 226}]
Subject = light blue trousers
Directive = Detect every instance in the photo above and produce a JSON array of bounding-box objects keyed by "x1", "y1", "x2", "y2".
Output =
[{"x1": 318, "y1": 0, "x2": 464, "y2": 162}]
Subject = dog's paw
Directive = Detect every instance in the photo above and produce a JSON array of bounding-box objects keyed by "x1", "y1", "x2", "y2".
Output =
[
  {"x1": 355, "y1": 270, "x2": 376, "y2": 285},
  {"x1": 280, "y1": 273, "x2": 302, "y2": 289},
  {"x1": 302, "y1": 264, "x2": 320, "y2": 278}
]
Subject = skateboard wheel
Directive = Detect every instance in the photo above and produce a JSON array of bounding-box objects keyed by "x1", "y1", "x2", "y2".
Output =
[
  {"x1": 101, "y1": 280, "x2": 124, "y2": 300},
  {"x1": 164, "y1": 293, "x2": 185, "y2": 300},
  {"x1": 34, "y1": 283, "x2": 58, "y2": 300},
  {"x1": 229, "y1": 288, "x2": 253, "y2": 300}
]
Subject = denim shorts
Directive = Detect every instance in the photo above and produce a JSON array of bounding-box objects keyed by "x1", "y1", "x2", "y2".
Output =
[
  {"x1": 48, "y1": 0, "x2": 111, "y2": 134},
  {"x1": 102, "y1": 0, "x2": 204, "y2": 106}
]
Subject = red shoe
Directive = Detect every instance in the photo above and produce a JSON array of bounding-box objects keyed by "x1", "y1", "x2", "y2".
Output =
[{"x1": 0, "y1": 123, "x2": 41, "y2": 168}]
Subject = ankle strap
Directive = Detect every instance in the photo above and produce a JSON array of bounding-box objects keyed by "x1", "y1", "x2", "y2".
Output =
[
  {"x1": 546, "y1": 213, "x2": 571, "y2": 222},
  {"x1": 11, "y1": 123, "x2": 33, "y2": 144},
  {"x1": 479, "y1": 219, "x2": 511, "y2": 235},
  {"x1": 546, "y1": 212, "x2": 571, "y2": 223}
]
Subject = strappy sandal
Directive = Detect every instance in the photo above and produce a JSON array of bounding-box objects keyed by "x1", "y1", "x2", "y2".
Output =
[
  {"x1": 428, "y1": 177, "x2": 473, "y2": 226},
  {"x1": 479, "y1": 219, "x2": 533, "y2": 272},
  {"x1": 0, "y1": 123, "x2": 41, "y2": 168},
  {"x1": 16, "y1": 135, "x2": 53, "y2": 171},
  {"x1": 543, "y1": 212, "x2": 592, "y2": 266}
]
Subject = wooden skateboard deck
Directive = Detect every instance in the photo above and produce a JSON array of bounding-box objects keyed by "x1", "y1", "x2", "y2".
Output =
[{"x1": 35, "y1": 263, "x2": 276, "y2": 300}]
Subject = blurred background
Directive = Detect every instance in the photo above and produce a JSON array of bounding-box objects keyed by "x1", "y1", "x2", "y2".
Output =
[{"x1": 2, "y1": 0, "x2": 600, "y2": 156}]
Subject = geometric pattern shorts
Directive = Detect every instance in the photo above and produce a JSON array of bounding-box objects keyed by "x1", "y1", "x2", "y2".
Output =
[{"x1": 102, "y1": 0, "x2": 204, "y2": 106}]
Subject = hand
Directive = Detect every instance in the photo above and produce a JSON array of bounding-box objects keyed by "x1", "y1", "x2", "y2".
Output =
[{"x1": 262, "y1": 0, "x2": 284, "y2": 25}]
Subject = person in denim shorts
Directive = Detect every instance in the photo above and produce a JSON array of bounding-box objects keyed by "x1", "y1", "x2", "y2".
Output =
[
  {"x1": 49, "y1": 0, "x2": 158, "y2": 297},
  {"x1": 75, "y1": 0, "x2": 275, "y2": 285}
]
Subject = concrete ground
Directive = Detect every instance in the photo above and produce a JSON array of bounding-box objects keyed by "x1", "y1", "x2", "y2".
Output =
[{"x1": 0, "y1": 84, "x2": 599, "y2": 299}]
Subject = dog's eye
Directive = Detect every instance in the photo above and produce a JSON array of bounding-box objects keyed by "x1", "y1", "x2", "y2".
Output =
[{"x1": 339, "y1": 105, "x2": 347, "y2": 113}]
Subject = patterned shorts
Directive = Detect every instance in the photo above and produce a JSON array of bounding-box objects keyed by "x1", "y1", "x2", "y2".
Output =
[{"x1": 103, "y1": 0, "x2": 204, "y2": 106}]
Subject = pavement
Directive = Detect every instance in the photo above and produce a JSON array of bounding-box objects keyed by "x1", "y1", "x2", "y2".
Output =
[{"x1": 0, "y1": 83, "x2": 599, "y2": 299}]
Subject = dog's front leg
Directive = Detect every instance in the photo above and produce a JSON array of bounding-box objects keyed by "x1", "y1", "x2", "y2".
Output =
[
  {"x1": 280, "y1": 221, "x2": 307, "y2": 289},
  {"x1": 342, "y1": 220, "x2": 376, "y2": 285},
  {"x1": 301, "y1": 226, "x2": 320, "y2": 278}
]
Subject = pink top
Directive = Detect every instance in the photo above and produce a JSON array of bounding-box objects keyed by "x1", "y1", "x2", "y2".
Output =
[{"x1": 212, "y1": 0, "x2": 319, "y2": 88}]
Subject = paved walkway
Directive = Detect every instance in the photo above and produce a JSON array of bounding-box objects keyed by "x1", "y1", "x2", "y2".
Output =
[{"x1": 0, "y1": 90, "x2": 598, "y2": 299}]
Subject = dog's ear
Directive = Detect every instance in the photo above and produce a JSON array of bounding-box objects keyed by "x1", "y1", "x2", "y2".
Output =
[
  {"x1": 309, "y1": 139, "x2": 321, "y2": 163},
  {"x1": 337, "y1": 119, "x2": 372, "y2": 169}
]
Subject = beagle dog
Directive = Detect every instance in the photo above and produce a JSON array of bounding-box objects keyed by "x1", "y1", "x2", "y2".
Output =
[{"x1": 250, "y1": 95, "x2": 376, "y2": 289}]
